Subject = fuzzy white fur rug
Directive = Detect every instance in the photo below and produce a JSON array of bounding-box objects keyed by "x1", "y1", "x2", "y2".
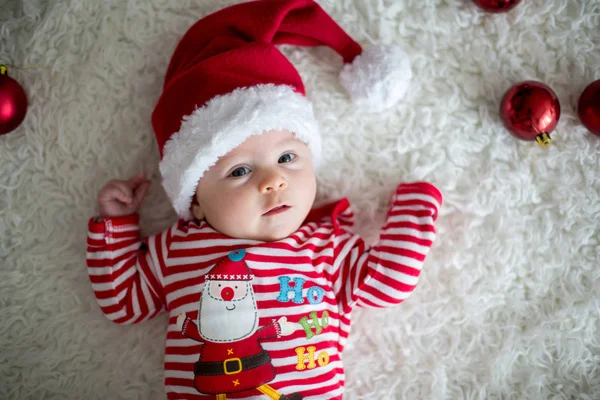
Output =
[{"x1": 2, "y1": 0, "x2": 599, "y2": 399}]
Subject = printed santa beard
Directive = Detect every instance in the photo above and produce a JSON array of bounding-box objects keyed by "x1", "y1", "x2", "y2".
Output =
[{"x1": 198, "y1": 280, "x2": 259, "y2": 342}]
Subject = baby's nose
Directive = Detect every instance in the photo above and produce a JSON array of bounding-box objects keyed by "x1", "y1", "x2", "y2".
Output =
[
  {"x1": 221, "y1": 287, "x2": 234, "y2": 301},
  {"x1": 260, "y1": 174, "x2": 288, "y2": 193}
]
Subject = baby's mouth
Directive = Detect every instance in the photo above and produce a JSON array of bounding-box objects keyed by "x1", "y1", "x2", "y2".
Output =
[
  {"x1": 226, "y1": 304, "x2": 236, "y2": 311},
  {"x1": 262, "y1": 205, "x2": 291, "y2": 216}
]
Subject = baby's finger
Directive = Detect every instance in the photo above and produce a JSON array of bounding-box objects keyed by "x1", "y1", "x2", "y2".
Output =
[
  {"x1": 127, "y1": 173, "x2": 147, "y2": 187},
  {"x1": 99, "y1": 182, "x2": 129, "y2": 204},
  {"x1": 110, "y1": 181, "x2": 134, "y2": 204},
  {"x1": 132, "y1": 181, "x2": 151, "y2": 204}
]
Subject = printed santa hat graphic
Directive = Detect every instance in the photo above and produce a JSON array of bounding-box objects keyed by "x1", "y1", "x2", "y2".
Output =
[
  {"x1": 152, "y1": 0, "x2": 412, "y2": 220},
  {"x1": 205, "y1": 249, "x2": 254, "y2": 281}
]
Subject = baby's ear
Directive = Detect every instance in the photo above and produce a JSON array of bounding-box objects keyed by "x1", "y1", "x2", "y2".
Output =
[{"x1": 190, "y1": 196, "x2": 205, "y2": 221}]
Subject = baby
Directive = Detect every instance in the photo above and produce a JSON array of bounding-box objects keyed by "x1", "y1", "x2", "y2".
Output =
[{"x1": 86, "y1": 1, "x2": 442, "y2": 399}]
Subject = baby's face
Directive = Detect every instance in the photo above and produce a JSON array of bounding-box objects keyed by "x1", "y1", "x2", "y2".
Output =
[{"x1": 191, "y1": 129, "x2": 317, "y2": 241}]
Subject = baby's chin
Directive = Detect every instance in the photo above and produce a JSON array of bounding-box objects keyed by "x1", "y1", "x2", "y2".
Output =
[
  {"x1": 245, "y1": 218, "x2": 304, "y2": 242},
  {"x1": 250, "y1": 222, "x2": 301, "y2": 242},
  {"x1": 208, "y1": 209, "x2": 309, "y2": 242},
  {"x1": 255, "y1": 230, "x2": 294, "y2": 242}
]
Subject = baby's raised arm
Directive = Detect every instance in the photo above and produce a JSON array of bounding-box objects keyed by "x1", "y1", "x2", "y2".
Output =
[
  {"x1": 330, "y1": 182, "x2": 442, "y2": 311},
  {"x1": 86, "y1": 173, "x2": 169, "y2": 324}
]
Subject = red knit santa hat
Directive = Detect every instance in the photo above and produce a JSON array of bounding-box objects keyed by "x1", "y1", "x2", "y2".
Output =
[{"x1": 152, "y1": 0, "x2": 412, "y2": 220}]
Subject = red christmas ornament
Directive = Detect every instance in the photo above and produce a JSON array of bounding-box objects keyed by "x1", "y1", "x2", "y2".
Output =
[
  {"x1": 473, "y1": 0, "x2": 521, "y2": 13},
  {"x1": 577, "y1": 80, "x2": 600, "y2": 136},
  {"x1": 0, "y1": 65, "x2": 28, "y2": 135},
  {"x1": 500, "y1": 81, "x2": 561, "y2": 148}
]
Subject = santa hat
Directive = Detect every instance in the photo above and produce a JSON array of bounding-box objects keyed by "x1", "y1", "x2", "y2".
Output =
[
  {"x1": 152, "y1": 0, "x2": 412, "y2": 220},
  {"x1": 206, "y1": 250, "x2": 254, "y2": 281}
]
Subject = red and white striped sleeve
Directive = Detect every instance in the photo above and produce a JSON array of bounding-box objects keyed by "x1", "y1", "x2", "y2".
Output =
[
  {"x1": 332, "y1": 182, "x2": 442, "y2": 310},
  {"x1": 86, "y1": 214, "x2": 169, "y2": 324}
]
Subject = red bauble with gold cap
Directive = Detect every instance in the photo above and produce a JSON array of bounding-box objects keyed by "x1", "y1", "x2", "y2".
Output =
[
  {"x1": 500, "y1": 81, "x2": 561, "y2": 147},
  {"x1": 0, "y1": 65, "x2": 28, "y2": 135}
]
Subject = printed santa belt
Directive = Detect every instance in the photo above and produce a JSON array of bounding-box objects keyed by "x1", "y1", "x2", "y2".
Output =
[{"x1": 194, "y1": 350, "x2": 271, "y2": 376}]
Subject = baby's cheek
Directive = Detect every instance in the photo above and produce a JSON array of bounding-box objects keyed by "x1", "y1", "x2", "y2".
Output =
[{"x1": 224, "y1": 190, "x2": 255, "y2": 222}]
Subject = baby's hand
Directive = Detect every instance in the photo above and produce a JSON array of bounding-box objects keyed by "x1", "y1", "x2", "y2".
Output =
[{"x1": 97, "y1": 173, "x2": 151, "y2": 218}]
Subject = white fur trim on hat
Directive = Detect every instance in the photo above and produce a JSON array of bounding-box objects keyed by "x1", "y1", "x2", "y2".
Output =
[
  {"x1": 339, "y1": 44, "x2": 412, "y2": 112},
  {"x1": 159, "y1": 84, "x2": 322, "y2": 220}
]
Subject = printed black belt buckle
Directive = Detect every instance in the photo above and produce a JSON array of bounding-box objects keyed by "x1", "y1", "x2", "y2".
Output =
[{"x1": 224, "y1": 357, "x2": 242, "y2": 375}]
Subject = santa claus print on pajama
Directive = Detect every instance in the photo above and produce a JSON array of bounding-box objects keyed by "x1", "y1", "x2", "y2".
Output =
[{"x1": 86, "y1": 182, "x2": 442, "y2": 399}]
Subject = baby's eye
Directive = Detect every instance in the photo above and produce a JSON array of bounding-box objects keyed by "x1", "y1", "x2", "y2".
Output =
[
  {"x1": 278, "y1": 153, "x2": 296, "y2": 163},
  {"x1": 229, "y1": 167, "x2": 250, "y2": 177}
]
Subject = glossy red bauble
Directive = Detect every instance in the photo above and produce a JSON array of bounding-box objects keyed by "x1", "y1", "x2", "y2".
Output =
[
  {"x1": 500, "y1": 81, "x2": 561, "y2": 147},
  {"x1": 473, "y1": 0, "x2": 522, "y2": 13},
  {"x1": 0, "y1": 67, "x2": 28, "y2": 135},
  {"x1": 577, "y1": 80, "x2": 600, "y2": 136}
]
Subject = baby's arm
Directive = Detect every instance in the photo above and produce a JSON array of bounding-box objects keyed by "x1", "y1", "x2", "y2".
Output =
[
  {"x1": 332, "y1": 182, "x2": 442, "y2": 310},
  {"x1": 86, "y1": 173, "x2": 167, "y2": 324}
]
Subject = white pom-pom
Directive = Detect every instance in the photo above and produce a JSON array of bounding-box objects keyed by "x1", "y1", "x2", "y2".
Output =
[{"x1": 339, "y1": 44, "x2": 412, "y2": 112}]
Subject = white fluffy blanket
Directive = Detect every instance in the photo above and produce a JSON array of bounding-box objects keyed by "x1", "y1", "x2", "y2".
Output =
[{"x1": 2, "y1": 0, "x2": 599, "y2": 399}]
